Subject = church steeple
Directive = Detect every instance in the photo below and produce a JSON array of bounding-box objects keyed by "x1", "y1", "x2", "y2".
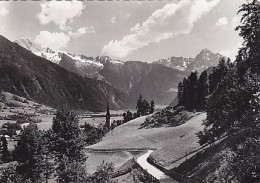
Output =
[{"x1": 105, "y1": 99, "x2": 110, "y2": 131}]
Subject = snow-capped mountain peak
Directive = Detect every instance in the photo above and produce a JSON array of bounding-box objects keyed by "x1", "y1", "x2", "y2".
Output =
[
  {"x1": 15, "y1": 37, "x2": 45, "y2": 54},
  {"x1": 15, "y1": 37, "x2": 105, "y2": 71},
  {"x1": 155, "y1": 49, "x2": 223, "y2": 72}
]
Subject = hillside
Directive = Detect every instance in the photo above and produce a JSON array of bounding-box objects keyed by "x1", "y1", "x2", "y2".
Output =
[
  {"x1": 0, "y1": 35, "x2": 126, "y2": 111},
  {"x1": 16, "y1": 37, "x2": 223, "y2": 106},
  {"x1": 173, "y1": 129, "x2": 260, "y2": 182},
  {"x1": 87, "y1": 113, "x2": 206, "y2": 169}
]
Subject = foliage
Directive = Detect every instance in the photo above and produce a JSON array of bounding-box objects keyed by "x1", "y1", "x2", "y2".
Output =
[
  {"x1": 51, "y1": 108, "x2": 87, "y2": 182},
  {"x1": 1, "y1": 136, "x2": 12, "y2": 163},
  {"x1": 0, "y1": 164, "x2": 24, "y2": 183},
  {"x1": 142, "y1": 106, "x2": 192, "y2": 128},
  {"x1": 89, "y1": 161, "x2": 114, "y2": 183},
  {"x1": 198, "y1": 0, "x2": 260, "y2": 152},
  {"x1": 82, "y1": 122, "x2": 105, "y2": 145},
  {"x1": 51, "y1": 109, "x2": 85, "y2": 161},
  {"x1": 13, "y1": 122, "x2": 49, "y2": 182},
  {"x1": 123, "y1": 110, "x2": 133, "y2": 123},
  {"x1": 55, "y1": 156, "x2": 89, "y2": 183},
  {"x1": 3, "y1": 122, "x2": 22, "y2": 131},
  {"x1": 136, "y1": 95, "x2": 154, "y2": 116},
  {"x1": 236, "y1": 0, "x2": 260, "y2": 77},
  {"x1": 178, "y1": 70, "x2": 208, "y2": 111},
  {"x1": 0, "y1": 91, "x2": 7, "y2": 103}
]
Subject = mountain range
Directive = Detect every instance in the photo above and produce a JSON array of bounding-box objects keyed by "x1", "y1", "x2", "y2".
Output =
[
  {"x1": 0, "y1": 35, "x2": 126, "y2": 111},
  {"x1": 14, "y1": 37, "x2": 223, "y2": 108},
  {"x1": 154, "y1": 48, "x2": 222, "y2": 73}
]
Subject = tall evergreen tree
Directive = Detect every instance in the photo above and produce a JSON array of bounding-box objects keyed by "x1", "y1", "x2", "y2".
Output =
[
  {"x1": 236, "y1": 0, "x2": 260, "y2": 77},
  {"x1": 199, "y1": 0, "x2": 260, "y2": 144},
  {"x1": 187, "y1": 71, "x2": 198, "y2": 110},
  {"x1": 136, "y1": 95, "x2": 143, "y2": 117},
  {"x1": 197, "y1": 71, "x2": 209, "y2": 110},
  {"x1": 142, "y1": 100, "x2": 150, "y2": 115},
  {"x1": 209, "y1": 58, "x2": 229, "y2": 94},
  {"x1": 51, "y1": 109, "x2": 85, "y2": 161},
  {"x1": 51, "y1": 109, "x2": 87, "y2": 182},
  {"x1": 182, "y1": 77, "x2": 190, "y2": 108},
  {"x1": 14, "y1": 123, "x2": 46, "y2": 182},
  {"x1": 150, "y1": 100, "x2": 155, "y2": 114},
  {"x1": 177, "y1": 82, "x2": 184, "y2": 106},
  {"x1": 1, "y1": 136, "x2": 11, "y2": 163}
]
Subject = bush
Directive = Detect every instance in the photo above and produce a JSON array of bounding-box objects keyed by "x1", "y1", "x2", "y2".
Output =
[{"x1": 142, "y1": 106, "x2": 193, "y2": 128}]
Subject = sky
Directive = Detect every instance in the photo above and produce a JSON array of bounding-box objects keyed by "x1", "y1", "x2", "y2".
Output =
[{"x1": 0, "y1": 0, "x2": 246, "y2": 62}]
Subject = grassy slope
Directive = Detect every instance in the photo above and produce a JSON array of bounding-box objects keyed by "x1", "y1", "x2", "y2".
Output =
[
  {"x1": 89, "y1": 113, "x2": 206, "y2": 169},
  {"x1": 172, "y1": 129, "x2": 260, "y2": 182}
]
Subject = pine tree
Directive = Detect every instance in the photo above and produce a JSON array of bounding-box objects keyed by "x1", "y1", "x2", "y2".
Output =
[
  {"x1": 236, "y1": 0, "x2": 260, "y2": 77},
  {"x1": 51, "y1": 109, "x2": 87, "y2": 182},
  {"x1": 1, "y1": 136, "x2": 11, "y2": 163},
  {"x1": 51, "y1": 109, "x2": 85, "y2": 161},
  {"x1": 14, "y1": 122, "x2": 46, "y2": 182},
  {"x1": 142, "y1": 100, "x2": 150, "y2": 115},
  {"x1": 209, "y1": 58, "x2": 229, "y2": 94},
  {"x1": 182, "y1": 77, "x2": 190, "y2": 108},
  {"x1": 177, "y1": 82, "x2": 184, "y2": 106},
  {"x1": 197, "y1": 71, "x2": 209, "y2": 110},
  {"x1": 150, "y1": 100, "x2": 155, "y2": 114},
  {"x1": 136, "y1": 95, "x2": 143, "y2": 117},
  {"x1": 199, "y1": 0, "x2": 260, "y2": 144},
  {"x1": 89, "y1": 161, "x2": 114, "y2": 183},
  {"x1": 187, "y1": 71, "x2": 198, "y2": 110},
  {"x1": 56, "y1": 156, "x2": 88, "y2": 183}
]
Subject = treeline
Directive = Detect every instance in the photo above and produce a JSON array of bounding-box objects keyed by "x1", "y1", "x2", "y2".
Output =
[
  {"x1": 177, "y1": 58, "x2": 232, "y2": 111},
  {"x1": 196, "y1": 1, "x2": 260, "y2": 181},
  {"x1": 0, "y1": 109, "x2": 113, "y2": 183}
]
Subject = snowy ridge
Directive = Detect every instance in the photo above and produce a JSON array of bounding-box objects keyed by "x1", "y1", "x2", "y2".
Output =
[
  {"x1": 15, "y1": 37, "x2": 105, "y2": 69},
  {"x1": 155, "y1": 49, "x2": 223, "y2": 73}
]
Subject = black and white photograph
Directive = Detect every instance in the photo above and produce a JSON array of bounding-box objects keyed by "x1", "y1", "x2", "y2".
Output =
[{"x1": 0, "y1": 0, "x2": 259, "y2": 182}]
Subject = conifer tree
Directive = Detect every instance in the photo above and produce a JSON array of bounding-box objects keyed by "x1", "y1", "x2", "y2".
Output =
[
  {"x1": 177, "y1": 82, "x2": 184, "y2": 106},
  {"x1": 150, "y1": 100, "x2": 155, "y2": 114},
  {"x1": 209, "y1": 58, "x2": 229, "y2": 94},
  {"x1": 236, "y1": 0, "x2": 260, "y2": 77},
  {"x1": 136, "y1": 95, "x2": 143, "y2": 117},
  {"x1": 187, "y1": 71, "x2": 198, "y2": 110},
  {"x1": 51, "y1": 109, "x2": 85, "y2": 161},
  {"x1": 182, "y1": 77, "x2": 190, "y2": 108},
  {"x1": 199, "y1": 0, "x2": 260, "y2": 144},
  {"x1": 197, "y1": 71, "x2": 209, "y2": 110},
  {"x1": 1, "y1": 136, "x2": 11, "y2": 163},
  {"x1": 14, "y1": 122, "x2": 46, "y2": 182},
  {"x1": 51, "y1": 109, "x2": 87, "y2": 182}
]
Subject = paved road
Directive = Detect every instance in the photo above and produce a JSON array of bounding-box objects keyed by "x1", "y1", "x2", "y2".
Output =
[{"x1": 137, "y1": 150, "x2": 178, "y2": 183}]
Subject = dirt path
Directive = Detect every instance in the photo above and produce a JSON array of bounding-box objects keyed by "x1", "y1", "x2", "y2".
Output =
[{"x1": 137, "y1": 150, "x2": 178, "y2": 183}]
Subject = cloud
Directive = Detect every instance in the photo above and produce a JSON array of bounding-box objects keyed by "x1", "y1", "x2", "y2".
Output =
[
  {"x1": 231, "y1": 15, "x2": 241, "y2": 28},
  {"x1": 102, "y1": 0, "x2": 220, "y2": 58},
  {"x1": 0, "y1": 7, "x2": 9, "y2": 16},
  {"x1": 111, "y1": 16, "x2": 117, "y2": 24},
  {"x1": 37, "y1": 0, "x2": 85, "y2": 30},
  {"x1": 69, "y1": 26, "x2": 95, "y2": 38},
  {"x1": 35, "y1": 31, "x2": 70, "y2": 50},
  {"x1": 216, "y1": 17, "x2": 228, "y2": 26},
  {"x1": 219, "y1": 41, "x2": 243, "y2": 61},
  {"x1": 126, "y1": 14, "x2": 131, "y2": 18}
]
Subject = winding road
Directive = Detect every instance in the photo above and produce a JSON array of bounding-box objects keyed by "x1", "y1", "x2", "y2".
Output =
[{"x1": 137, "y1": 150, "x2": 178, "y2": 183}]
